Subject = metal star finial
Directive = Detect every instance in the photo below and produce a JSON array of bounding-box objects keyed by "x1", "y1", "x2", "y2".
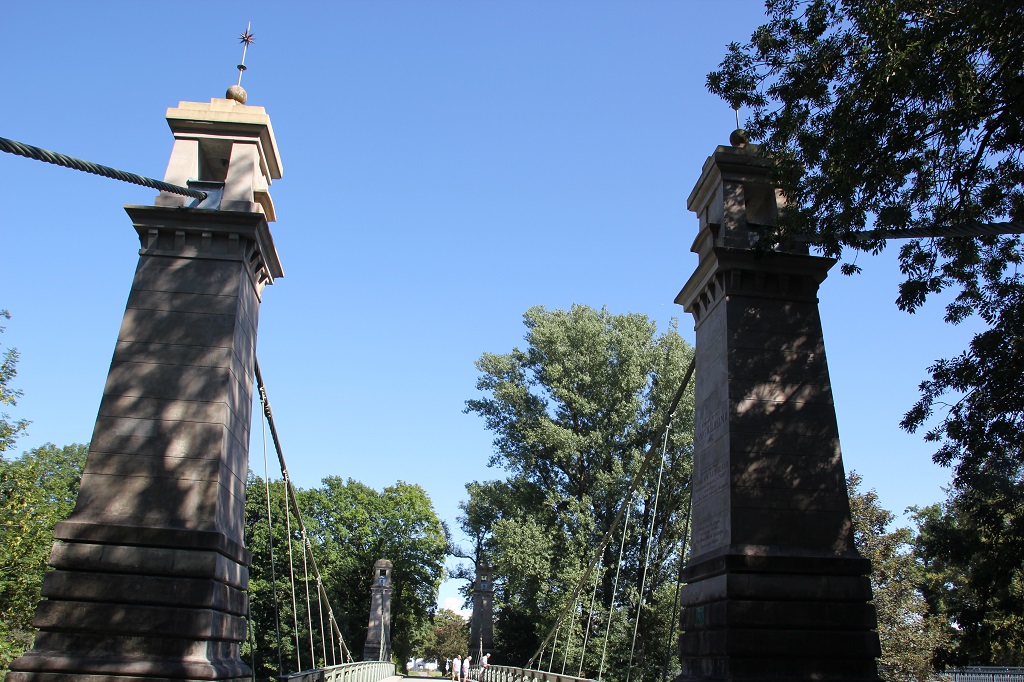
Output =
[{"x1": 237, "y1": 22, "x2": 254, "y2": 86}]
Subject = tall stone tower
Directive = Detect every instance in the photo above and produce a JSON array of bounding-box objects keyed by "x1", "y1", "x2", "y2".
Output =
[
  {"x1": 673, "y1": 133, "x2": 880, "y2": 682},
  {"x1": 364, "y1": 559, "x2": 394, "y2": 661},
  {"x1": 469, "y1": 560, "x2": 495, "y2": 662},
  {"x1": 7, "y1": 92, "x2": 283, "y2": 682}
]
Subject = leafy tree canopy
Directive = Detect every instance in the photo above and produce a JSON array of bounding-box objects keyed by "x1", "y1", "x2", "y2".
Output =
[
  {"x1": 422, "y1": 608, "x2": 469, "y2": 666},
  {"x1": 708, "y1": 0, "x2": 1024, "y2": 434},
  {"x1": 710, "y1": 9, "x2": 1024, "y2": 659},
  {"x1": 0, "y1": 310, "x2": 30, "y2": 454},
  {"x1": 244, "y1": 474, "x2": 448, "y2": 679},
  {"x1": 463, "y1": 304, "x2": 695, "y2": 679},
  {"x1": 0, "y1": 442, "x2": 88, "y2": 676},
  {"x1": 847, "y1": 472, "x2": 948, "y2": 682},
  {"x1": 913, "y1": 484, "x2": 1024, "y2": 666}
]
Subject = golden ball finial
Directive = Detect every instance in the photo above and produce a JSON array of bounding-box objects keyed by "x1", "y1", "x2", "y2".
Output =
[{"x1": 730, "y1": 128, "x2": 750, "y2": 147}]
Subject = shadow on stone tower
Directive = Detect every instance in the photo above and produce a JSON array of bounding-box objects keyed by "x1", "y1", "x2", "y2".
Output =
[
  {"x1": 673, "y1": 132, "x2": 881, "y2": 682},
  {"x1": 6, "y1": 88, "x2": 284, "y2": 682}
]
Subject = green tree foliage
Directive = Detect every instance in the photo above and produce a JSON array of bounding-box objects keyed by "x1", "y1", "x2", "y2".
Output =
[
  {"x1": 709, "y1": 3, "x2": 1024, "y2": 661},
  {"x1": 244, "y1": 474, "x2": 447, "y2": 680},
  {"x1": 0, "y1": 311, "x2": 30, "y2": 454},
  {"x1": 0, "y1": 442, "x2": 88, "y2": 676},
  {"x1": 913, "y1": 490, "x2": 1024, "y2": 666},
  {"x1": 708, "y1": 0, "x2": 1024, "y2": 466},
  {"x1": 422, "y1": 609, "x2": 469, "y2": 667},
  {"x1": 847, "y1": 472, "x2": 947, "y2": 682},
  {"x1": 463, "y1": 305, "x2": 695, "y2": 680}
]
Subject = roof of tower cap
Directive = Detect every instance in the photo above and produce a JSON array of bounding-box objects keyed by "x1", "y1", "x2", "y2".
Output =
[{"x1": 164, "y1": 98, "x2": 283, "y2": 180}]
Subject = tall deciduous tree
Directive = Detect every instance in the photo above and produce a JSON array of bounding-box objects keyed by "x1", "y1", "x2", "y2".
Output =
[
  {"x1": 847, "y1": 472, "x2": 948, "y2": 682},
  {"x1": 422, "y1": 609, "x2": 469, "y2": 668},
  {"x1": 463, "y1": 304, "x2": 695, "y2": 680},
  {"x1": 244, "y1": 474, "x2": 448, "y2": 680},
  {"x1": 0, "y1": 310, "x2": 30, "y2": 454},
  {"x1": 913, "y1": 487, "x2": 1024, "y2": 666},
  {"x1": 709, "y1": 3, "x2": 1024, "y2": 662},
  {"x1": 0, "y1": 443, "x2": 88, "y2": 676}
]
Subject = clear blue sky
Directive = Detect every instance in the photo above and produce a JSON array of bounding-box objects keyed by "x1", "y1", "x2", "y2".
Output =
[{"x1": 1, "y1": 2, "x2": 976, "y2": 613}]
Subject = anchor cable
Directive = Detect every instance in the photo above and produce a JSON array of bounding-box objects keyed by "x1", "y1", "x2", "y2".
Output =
[{"x1": 0, "y1": 135, "x2": 206, "y2": 200}]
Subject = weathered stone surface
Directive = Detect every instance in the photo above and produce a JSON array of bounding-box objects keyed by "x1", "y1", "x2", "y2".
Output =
[
  {"x1": 47, "y1": 543, "x2": 248, "y2": 589},
  {"x1": 40, "y1": 569, "x2": 249, "y2": 610},
  {"x1": 7, "y1": 99, "x2": 282, "y2": 682}
]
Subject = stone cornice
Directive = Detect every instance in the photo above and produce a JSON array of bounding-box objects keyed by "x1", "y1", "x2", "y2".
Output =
[
  {"x1": 124, "y1": 205, "x2": 284, "y2": 296},
  {"x1": 676, "y1": 247, "x2": 836, "y2": 324}
]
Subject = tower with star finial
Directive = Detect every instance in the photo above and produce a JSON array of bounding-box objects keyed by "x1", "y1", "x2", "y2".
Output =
[{"x1": 6, "y1": 26, "x2": 285, "y2": 682}]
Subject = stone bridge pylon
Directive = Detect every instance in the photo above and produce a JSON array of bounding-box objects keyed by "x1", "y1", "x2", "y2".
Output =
[
  {"x1": 7, "y1": 92, "x2": 284, "y2": 682},
  {"x1": 673, "y1": 133, "x2": 881, "y2": 682}
]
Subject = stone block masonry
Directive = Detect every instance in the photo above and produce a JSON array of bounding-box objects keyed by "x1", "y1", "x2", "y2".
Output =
[
  {"x1": 673, "y1": 140, "x2": 881, "y2": 682},
  {"x1": 6, "y1": 95, "x2": 285, "y2": 682}
]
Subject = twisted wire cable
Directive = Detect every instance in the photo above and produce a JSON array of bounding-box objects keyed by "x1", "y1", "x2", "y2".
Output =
[{"x1": 0, "y1": 135, "x2": 206, "y2": 200}]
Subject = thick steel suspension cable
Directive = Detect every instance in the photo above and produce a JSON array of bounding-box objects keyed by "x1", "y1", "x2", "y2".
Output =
[
  {"x1": 527, "y1": 357, "x2": 696, "y2": 670},
  {"x1": 0, "y1": 135, "x2": 206, "y2": 200},
  {"x1": 626, "y1": 418, "x2": 672, "y2": 682},
  {"x1": 259, "y1": 393, "x2": 285, "y2": 676},
  {"x1": 256, "y1": 359, "x2": 354, "y2": 664}
]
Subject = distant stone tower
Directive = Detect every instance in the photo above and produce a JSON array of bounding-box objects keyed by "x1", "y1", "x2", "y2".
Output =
[
  {"x1": 6, "y1": 93, "x2": 283, "y2": 682},
  {"x1": 469, "y1": 560, "x2": 495, "y2": 662},
  {"x1": 673, "y1": 133, "x2": 880, "y2": 682},
  {"x1": 364, "y1": 559, "x2": 394, "y2": 661}
]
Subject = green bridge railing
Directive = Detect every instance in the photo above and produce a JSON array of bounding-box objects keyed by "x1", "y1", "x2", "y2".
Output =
[
  {"x1": 476, "y1": 664, "x2": 596, "y2": 682},
  {"x1": 278, "y1": 660, "x2": 397, "y2": 682}
]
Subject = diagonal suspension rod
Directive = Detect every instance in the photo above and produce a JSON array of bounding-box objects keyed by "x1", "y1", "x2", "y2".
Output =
[
  {"x1": 0, "y1": 135, "x2": 206, "y2": 200},
  {"x1": 255, "y1": 358, "x2": 354, "y2": 664}
]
